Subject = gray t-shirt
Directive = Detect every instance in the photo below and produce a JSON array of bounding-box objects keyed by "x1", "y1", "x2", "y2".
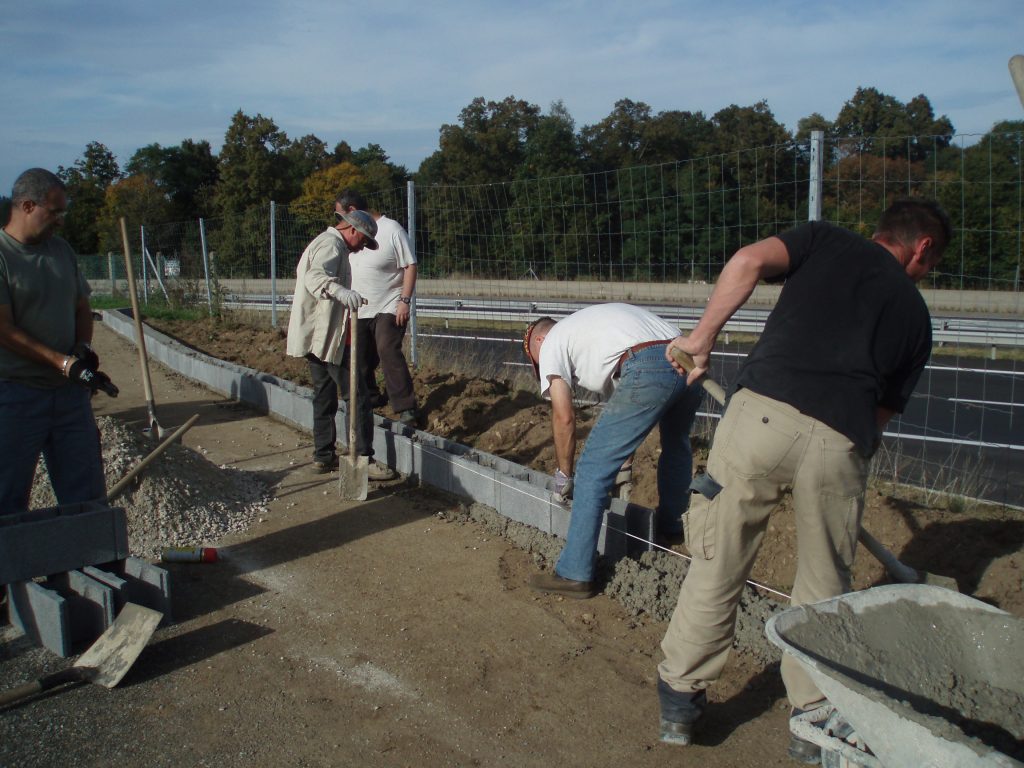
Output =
[{"x1": 0, "y1": 229, "x2": 90, "y2": 387}]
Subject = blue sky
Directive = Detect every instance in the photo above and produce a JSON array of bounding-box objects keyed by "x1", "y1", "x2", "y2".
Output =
[{"x1": 2, "y1": 1, "x2": 1022, "y2": 196}]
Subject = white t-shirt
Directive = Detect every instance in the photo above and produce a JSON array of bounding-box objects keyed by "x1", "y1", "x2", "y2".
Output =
[
  {"x1": 350, "y1": 214, "x2": 416, "y2": 319},
  {"x1": 537, "y1": 303, "x2": 681, "y2": 400}
]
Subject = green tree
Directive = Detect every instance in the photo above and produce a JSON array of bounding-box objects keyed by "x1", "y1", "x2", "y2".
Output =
[
  {"x1": 944, "y1": 120, "x2": 1024, "y2": 289},
  {"x1": 57, "y1": 141, "x2": 122, "y2": 254},
  {"x1": 290, "y1": 162, "x2": 366, "y2": 223},
  {"x1": 833, "y1": 87, "x2": 954, "y2": 161},
  {"x1": 282, "y1": 134, "x2": 331, "y2": 200},
  {"x1": 97, "y1": 174, "x2": 171, "y2": 254},
  {"x1": 580, "y1": 99, "x2": 653, "y2": 170},
  {"x1": 351, "y1": 143, "x2": 409, "y2": 197},
  {"x1": 426, "y1": 96, "x2": 543, "y2": 185},
  {"x1": 126, "y1": 139, "x2": 219, "y2": 220},
  {"x1": 213, "y1": 111, "x2": 293, "y2": 273}
]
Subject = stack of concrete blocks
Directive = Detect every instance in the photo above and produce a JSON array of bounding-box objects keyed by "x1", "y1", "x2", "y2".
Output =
[
  {"x1": 102, "y1": 309, "x2": 656, "y2": 566},
  {"x1": 0, "y1": 501, "x2": 171, "y2": 657}
]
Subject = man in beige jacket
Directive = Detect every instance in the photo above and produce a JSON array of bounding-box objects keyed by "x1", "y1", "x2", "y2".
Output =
[{"x1": 286, "y1": 197, "x2": 393, "y2": 479}]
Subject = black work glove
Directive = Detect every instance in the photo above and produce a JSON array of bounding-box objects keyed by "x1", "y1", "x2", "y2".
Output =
[
  {"x1": 71, "y1": 342, "x2": 99, "y2": 371},
  {"x1": 66, "y1": 358, "x2": 119, "y2": 397}
]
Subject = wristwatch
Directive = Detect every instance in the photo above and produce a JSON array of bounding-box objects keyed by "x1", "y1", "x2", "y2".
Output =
[{"x1": 398, "y1": 296, "x2": 412, "y2": 305}]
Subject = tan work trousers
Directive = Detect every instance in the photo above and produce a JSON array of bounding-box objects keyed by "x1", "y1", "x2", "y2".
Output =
[{"x1": 658, "y1": 388, "x2": 868, "y2": 709}]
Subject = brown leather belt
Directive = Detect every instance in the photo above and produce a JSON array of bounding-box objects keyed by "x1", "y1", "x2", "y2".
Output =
[{"x1": 615, "y1": 340, "x2": 674, "y2": 375}]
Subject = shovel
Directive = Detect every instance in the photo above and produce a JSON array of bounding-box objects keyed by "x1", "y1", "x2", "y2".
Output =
[
  {"x1": 120, "y1": 217, "x2": 168, "y2": 440},
  {"x1": 339, "y1": 313, "x2": 368, "y2": 501},
  {"x1": 0, "y1": 603, "x2": 162, "y2": 707},
  {"x1": 669, "y1": 346, "x2": 959, "y2": 591}
]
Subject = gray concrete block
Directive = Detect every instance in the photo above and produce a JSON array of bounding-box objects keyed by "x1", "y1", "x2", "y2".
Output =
[
  {"x1": 449, "y1": 453, "x2": 498, "y2": 508},
  {"x1": 122, "y1": 557, "x2": 173, "y2": 624},
  {"x1": 375, "y1": 427, "x2": 415, "y2": 476},
  {"x1": 604, "y1": 499, "x2": 655, "y2": 561},
  {"x1": 7, "y1": 581, "x2": 71, "y2": 658},
  {"x1": 0, "y1": 502, "x2": 129, "y2": 585},
  {"x1": 497, "y1": 475, "x2": 553, "y2": 531},
  {"x1": 81, "y1": 566, "x2": 131, "y2": 612},
  {"x1": 47, "y1": 570, "x2": 117, "y2": 647},
  {"x1": 413, "y1": 437, "x2": 454, "y2": 493}
]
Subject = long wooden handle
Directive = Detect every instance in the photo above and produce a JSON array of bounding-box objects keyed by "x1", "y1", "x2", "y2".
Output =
[
  {"x1": 348, "y1": 313, "x2": 358, "y2": 461},
  {"x1": 0, "y1": 668, "x2": 81, "y2": 707},
  {"x1": 669, "y1": 347, "x2": 728, "y2": 406},
  {"x1": 119, "y1": 218, "x2": 156, "y2": 406},
  {"x1": 107, "y1": 413, "x2": 200, "y2": 502}
]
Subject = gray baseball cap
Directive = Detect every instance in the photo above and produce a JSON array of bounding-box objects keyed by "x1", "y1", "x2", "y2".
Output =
[{"x1": 336, "y1": 209, "x2": 379, "y2": 250}]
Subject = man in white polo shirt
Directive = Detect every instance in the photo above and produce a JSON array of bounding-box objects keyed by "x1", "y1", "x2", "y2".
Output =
[
  {"x1": 522, "y1": 303, "x2": 704, "y2": 598},
  {"x1": 349, "y1": 209, "x2": 419, "y2": 426}
]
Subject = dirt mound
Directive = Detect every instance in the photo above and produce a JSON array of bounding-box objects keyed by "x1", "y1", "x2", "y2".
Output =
[{"x1": 31, "y1": 415, "x2": 271, "y2": 559}]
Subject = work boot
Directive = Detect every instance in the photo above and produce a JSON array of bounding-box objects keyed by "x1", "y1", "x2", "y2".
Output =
[
  {"x1": 367, "y1": 461, "x2": 397, "y2": 481},
  {"x1": 658, "y1": 678, "x2": 706, "y2": 745},
  {"x1": 398, "y1": 408, "x2": 419, "y2": 427},
  {"x1": 312, "y1": 456, "x2": 339, "y2": 474},
  {"x1": 528, "y1": 571, "x2": 597, "y2": 599}
]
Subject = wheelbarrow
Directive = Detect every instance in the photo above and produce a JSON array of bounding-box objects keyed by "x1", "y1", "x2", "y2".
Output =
[{"x1": 765, "y1": 585, "x2": 1024, "y2": 768}]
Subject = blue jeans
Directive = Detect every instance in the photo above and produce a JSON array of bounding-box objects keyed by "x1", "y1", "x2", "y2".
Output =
[
  {"x1": 0, "y1": 380, "x2": 106, "y2": 516},
  {"x1": 555, "y1": 345, "x2": 703, "y2": 582}
]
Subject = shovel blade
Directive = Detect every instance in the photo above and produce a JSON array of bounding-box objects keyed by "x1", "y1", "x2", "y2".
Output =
[
  {"x1": 79, "y1": 602, "x2": 163, "y2": 688},
  {"x1": 339, "y1": 455, "x2": 369, "y2": 501}
]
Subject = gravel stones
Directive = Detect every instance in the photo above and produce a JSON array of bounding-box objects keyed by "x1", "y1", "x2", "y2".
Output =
[{"x1": 30, "y1": 416, "x2": 270, "y2": 560}]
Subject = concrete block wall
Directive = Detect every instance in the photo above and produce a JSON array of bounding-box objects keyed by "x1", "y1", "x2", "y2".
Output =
[{"x1": 102, "y1": 309, "x2": 655, "y2": 559}]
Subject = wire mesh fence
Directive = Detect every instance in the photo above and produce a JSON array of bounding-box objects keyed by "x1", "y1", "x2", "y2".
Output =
[{"x1": 82, "y1": 128, "x2": 1024, "y2": 506}]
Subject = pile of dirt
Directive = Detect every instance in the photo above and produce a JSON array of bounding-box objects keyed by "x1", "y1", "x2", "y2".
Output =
[
  {"x1": 30, "y1": 415, "x2": 271, "y2": 560},
  {"x1": 145, "y1": 314, "x2": 1024, "y2": 620}
]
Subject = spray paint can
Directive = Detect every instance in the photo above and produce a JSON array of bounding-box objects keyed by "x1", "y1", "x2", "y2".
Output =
[{"x1": 161, "y1": 546, "x2": 218, "y2": 563}]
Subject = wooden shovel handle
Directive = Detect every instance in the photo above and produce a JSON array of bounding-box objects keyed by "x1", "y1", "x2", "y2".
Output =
[
  {"x1": 668, "y1": 347, "x2": 728, "y2": 406},
  {"x1": 0, "y1": 668, "x2": 81, "y2": 707}
]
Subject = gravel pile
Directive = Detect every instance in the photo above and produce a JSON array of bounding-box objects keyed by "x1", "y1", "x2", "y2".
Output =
[{"x1": 30, "y1": 416, "x2": 270, "y2": 560}]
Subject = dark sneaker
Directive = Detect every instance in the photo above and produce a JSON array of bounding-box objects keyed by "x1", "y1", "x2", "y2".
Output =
[
  {"x1": 528, "y1": 571, "x2": 597, "y2": 599},
  {"x1": 367, "y1": 461, "x2": 397, "y2": 481},
  {"x1": 398, "y1": 409, "x2": 418, "y2": 426},
  {"x1": 658, "y1": 679, "x2": 706, "y2": 746},
  {"x1": 312, "y1": 456, "x2": 339, "y2": 474}
]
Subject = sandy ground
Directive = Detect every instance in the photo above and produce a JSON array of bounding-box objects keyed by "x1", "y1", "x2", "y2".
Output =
[{"x1": 1, "y1": 317, "x2": 1021, "y2": 767}]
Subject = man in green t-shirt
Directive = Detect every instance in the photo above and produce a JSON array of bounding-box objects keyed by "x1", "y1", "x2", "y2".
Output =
[{"x1": 0, "y1": 168, "x2": 118, "y2": 516}]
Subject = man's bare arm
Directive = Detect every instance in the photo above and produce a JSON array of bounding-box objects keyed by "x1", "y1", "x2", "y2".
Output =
[
  {"x1": 667, "y1": 236, "x2": 790, "y2": 384},
  {"x1": 548, "y1": 376, "x2": 576, "y2": 476}
]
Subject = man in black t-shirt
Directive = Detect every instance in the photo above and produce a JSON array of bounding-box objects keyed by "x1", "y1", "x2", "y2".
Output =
[{"x1": 653, "y1": 198, "x2": 952, "y2": 762}]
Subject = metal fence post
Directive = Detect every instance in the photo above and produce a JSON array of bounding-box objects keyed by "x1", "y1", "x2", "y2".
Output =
[
  {"x1": 270, "y1": 200, "x2": 277, "y2": 328},
  {"x1": 808, "y1": 130, "x2": 824, "y2": 222},
  {"x1": 140, "y1": 225, "x2": 149, "y2": 305},
  {"x1": 407, "y1": 180, "x2": 417, "y2": 368},
  {"x1": 108, "y1": 252, "x2": 115, "y2": 297},
  {"x1": 200, "y1": 217, "x2": 213, "y2": 316}
]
